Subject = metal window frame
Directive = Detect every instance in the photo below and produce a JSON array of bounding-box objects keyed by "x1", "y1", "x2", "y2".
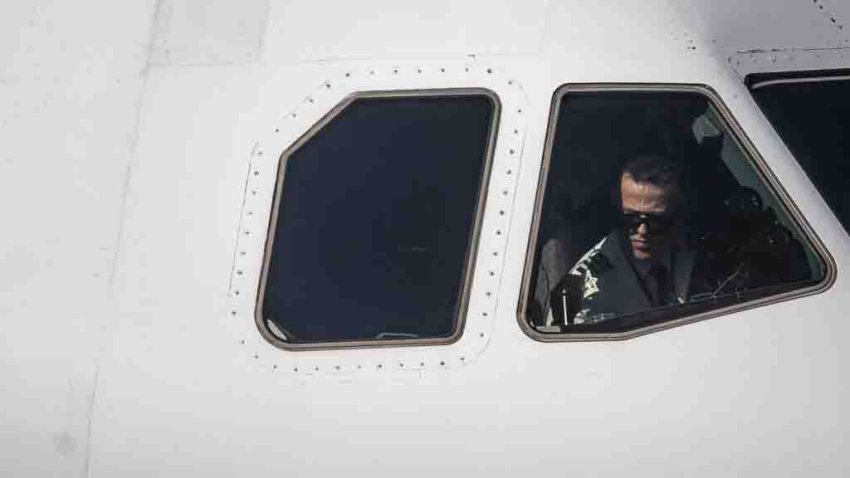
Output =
[
  {"x1": 751, "y1": 74, "x2": 850, "y2": 90},
  {"x1": 517, "y1": 83, "x2": 836, "y2": 343},
  {"x1": 256, "y1": 88, "x2": 501, "y2": 351},
  {"x1": 745, "y1": 67, "x2": 850, "y2": 90}
]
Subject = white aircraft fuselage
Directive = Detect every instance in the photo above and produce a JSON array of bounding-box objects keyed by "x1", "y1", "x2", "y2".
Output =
[{"x1": 2, "y1": 0, "x2": 849, "y2": 475}]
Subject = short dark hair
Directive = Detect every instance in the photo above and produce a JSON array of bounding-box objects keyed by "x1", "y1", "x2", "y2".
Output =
[
  {"x1": 621, "y1": 154, "x2": 682, "y2": 190},
  {"x1": 619, "y1": 154, "x2": 684, "y2": 210}
]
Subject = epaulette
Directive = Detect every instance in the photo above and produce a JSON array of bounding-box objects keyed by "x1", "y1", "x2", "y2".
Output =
[{"x1": 573, "y1": 248, "x2": 613, "y2": 277}]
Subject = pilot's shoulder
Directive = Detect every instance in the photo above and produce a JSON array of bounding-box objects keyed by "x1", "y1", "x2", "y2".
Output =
[{"x1": 569, "y1": 236, "x2": 613, "y2": 276}]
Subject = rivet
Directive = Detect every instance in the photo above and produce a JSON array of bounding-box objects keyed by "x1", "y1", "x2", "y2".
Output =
[
  {"x1": 257, "y1": 150, "x2": 264, "y2": 156},
  {"x1": 234, "y1": 290, "x2": 240, "y2": 296},
  {"x1": 308, "y1": 97, "x2": 315, "y2": 103},
  {"x1": 345, "y1": 72, "x2": 351, "y2": 77},
  {"x1": 482, "y1": 312, "x2": 488, "y2": 317},
  {"x1": 272, "y1": 364, "x2": 278, "y2": 370},
  {"x1": 253, "y1": 353, "x2": 259, "y2": 359},
  {"x1": 489, "y1": 271, "x2": 495, "y2": 276},
  {"x1": 274, "y1": 128, "x2": 279, "y2": 133},
  {"x1": 464, "y1": 67, "x2": 470, "y2": 72},
  {"x1": 399, "y1": 362, "x2": 404, "y2": 368},
  {"x1": 293, "y1": 367, "x2": 298, "y2": 372},
  {"x1": 485, "y1": 291, "x2": 492, "y2": 297},
  {"x1": 440, "y1": 68, "x2": 446, "y2": 73},
  {"x1": 377, "y1": 364, "x2": 383, "y2": 369},
  {"x1": 486, "y1": 68, "x2": 492, "y2": 74},
  {"x1": 506, "y1": 169, "x2": 512, "y2": 175},
  {"x1": 495, "y1": 230, "x2": 501, "y2": 236},
  {"x1": 498, "y1": 210, "x2": 505, "y2": 215},
  {"x1": 517, "y1": 108, "x2": 523, "y2": 114},
  {"x1": 240, "y1": 339, "x2": 245, "y2": 345},
  {"x1": 236, "y1": 270, "x2": 244, "y2": 275},
  {"x1": 393, "y1": 69, "x2": 398, "y2": 74},
  {"x1": 325, "y1": 83, "x2": 331, "y2": 89},
  {"x1": 479, "y1": 333, "x2": 485, "y2": 338},
  {"x1": 509, "y1": 149, "x2": 515, "y2": 155},
  {"x1": 369, "y1": 70, "x2": 375, "y2": 75},
  {"x1": 502, "y1": 189, "x2": 509, "y2": 196},
  {"x1": 253, "y1": 170, "x2": 259, "y2": 176},
  {"x1": 239, "y1": 251, "x2": 246, "y2": 256},
  {"x1": 507, "y1": 80, "x2": 513, "y2": 85},
  {"x1": 440, "y1": 360, "x2": 446, "y2": 366},
  {"x1": 335, "y1": 365, "x2": 341, "y2": 370},
  {"x1": 244, "y1": 231, "x2": 250, "y2": 236},
  {"x1": 291, "y1": 113, "x2": 297, "y2": 118},
  {"x1": 419, "y1": 361, "x2": 425, "y2": 367},
  {"x1": 460, "y1": 356, "x2": 466, "y2": 362},
  {"x1": 417, "y1": 68, "x2": 422, "y2": 73},
  {"x1": 230, "y1": 310, "x2": 237, "y2": 316},
  {"x1": 513, "y1": 129, "x2": 519, "y2": 134},
  {"x1": 314, "y1": 366, "x2": 319, "y2": 371},
  {"x1": 492, "y1": 251, "x2": 498, "y2": 256}
]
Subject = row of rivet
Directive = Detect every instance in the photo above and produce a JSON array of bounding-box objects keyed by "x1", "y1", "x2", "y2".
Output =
[{"x1": 227, "y1": 64, "x2": 525, "y2": 373}]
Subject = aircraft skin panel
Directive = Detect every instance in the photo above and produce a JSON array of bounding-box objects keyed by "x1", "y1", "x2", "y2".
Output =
[
  {"x1": 148, "y1": 0, "x2": 270, "y2": 67},
  {"x1": 675, "y1": 0, "x2": 850, "y2": 53},
  {"x1": 0, "y1": 1, "x2": 157, "y2": 476},
  {"x1": 264, "y1": 0, "x2": 551, "y2": 60},
  {"x1": 1, "y1": 0, "x2": 850, "y2": 476}
]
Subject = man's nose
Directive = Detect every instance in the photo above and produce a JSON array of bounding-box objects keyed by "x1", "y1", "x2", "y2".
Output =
[{"x1": 636, "y1": 223, "x2": 648, "y2": 236}]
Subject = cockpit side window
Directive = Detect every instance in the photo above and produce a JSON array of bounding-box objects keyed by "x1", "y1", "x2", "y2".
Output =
[
  {"x1": 258, "y1": 90, "x2": 499, "y2": 349},
  {"x1": 520, "y1": 84, "x2": 829, "y2": 339},
  {"x1": 748, "y1": 72, "x2": 850, "y2": 235}
]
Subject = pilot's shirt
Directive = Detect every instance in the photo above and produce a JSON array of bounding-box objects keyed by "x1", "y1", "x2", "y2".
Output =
[
  {"x1": 631, "y1": 255, "x2": 674, "y2": 306},
  {"x1": 549, "y1": 230, "x2": 695, "y2": 325}
]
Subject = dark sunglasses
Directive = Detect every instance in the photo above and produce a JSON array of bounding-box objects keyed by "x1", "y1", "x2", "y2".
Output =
[{"x1": 621, "y1": 212, "x2": 674, "y2": 235}]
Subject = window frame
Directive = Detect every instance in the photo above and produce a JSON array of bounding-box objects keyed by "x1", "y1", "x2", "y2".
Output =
[
  {"x1": 256, "y1": 88, "x2": 501, "y2": 351},
  {"x1": 517, "y1": 83, "x2": 835, "y2": 343},
  {"x1": 747, "y1": 70, "x2": 850, "y2": 91}
]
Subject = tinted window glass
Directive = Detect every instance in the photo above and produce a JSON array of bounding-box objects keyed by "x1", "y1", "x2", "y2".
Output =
[
  {"x1": 525, "y1": 87, "x2": 824, "y2": 336},
  {"x1": 749, "y1": 74, "x2": 850, "y2": 233},
  {"x1": 260, "y1": 92, "x2": 497, "y2": 346}
]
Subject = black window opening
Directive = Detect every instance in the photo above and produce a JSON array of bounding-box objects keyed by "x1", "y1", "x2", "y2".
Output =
[
  {"x1": 523, "y1": 85, "x2": 827, "y2": 337},
  {"x1": 258, "y1": 90, "x2": 499, "y2": 348},
  {"x1": 748, "y1": 71, "x2": 850, "y2": 235}
]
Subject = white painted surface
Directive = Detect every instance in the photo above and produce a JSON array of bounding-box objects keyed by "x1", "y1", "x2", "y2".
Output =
[
  {"x1": 0, "y1": 0, "x2": 848, "y2": 476},
  {"x1": 150, "y1": 0, "x2": 270, "y2": 66},
  {"x1": 0, "y1": 1, "x2": 156, "y2": 476}
]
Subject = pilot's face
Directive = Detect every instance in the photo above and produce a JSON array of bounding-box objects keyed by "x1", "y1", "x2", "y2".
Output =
[{"x1": 620, "y1": 173, "x2": 676, "y2": 261}]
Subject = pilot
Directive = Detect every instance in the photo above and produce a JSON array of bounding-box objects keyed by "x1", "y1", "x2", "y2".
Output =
[{"x1": 551, "y1": 154, "x2": 697, "y2": 324}]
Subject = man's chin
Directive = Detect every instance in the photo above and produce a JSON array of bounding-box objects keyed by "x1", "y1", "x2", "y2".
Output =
[{"x1": 631, "y1": 245, "x2": 651, "y2": 260}]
